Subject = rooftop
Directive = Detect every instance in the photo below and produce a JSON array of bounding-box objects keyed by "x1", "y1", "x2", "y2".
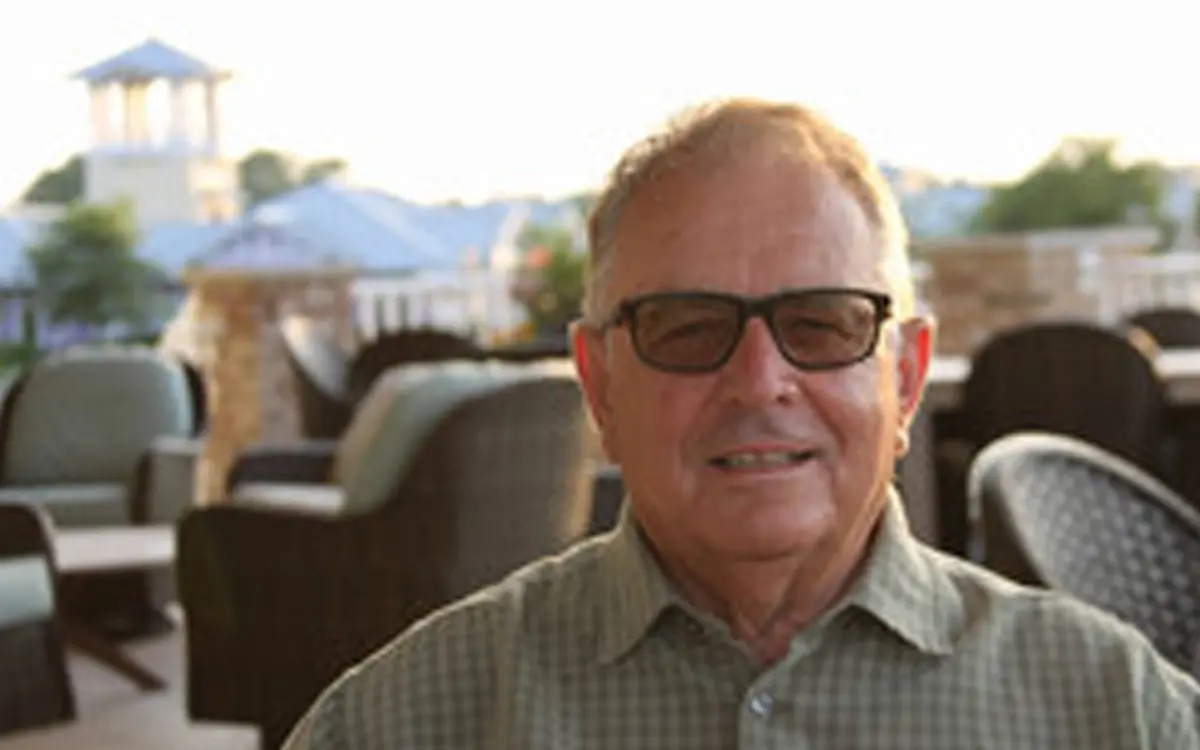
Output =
[{"x1": 73, "y1": 38, "x2": 229, "y2": 85}]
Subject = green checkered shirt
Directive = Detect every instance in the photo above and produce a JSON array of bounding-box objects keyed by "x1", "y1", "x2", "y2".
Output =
[{"x1": 283, "y1": 493, "x2": 1200, "y2": 748}]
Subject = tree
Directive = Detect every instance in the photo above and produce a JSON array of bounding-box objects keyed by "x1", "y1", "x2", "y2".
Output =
[
  {"x1": 26, "y1": 201, "x2": 164, "y2": 328},
  {"x1": 238, "y1": 149, "x2": 297, "y2": 207},
  {"x1": 239, "y1": 150, "x2": 350, "y2": 207},
  {"x1": 21, "y1": 155, "x2": 84, "y2": 204},
  {"x1": 301, "y1": 158, "x2": 348, "y2": 184},
  {"x1": 971, "y1": 138, "x2": 1168, "y2": 236},
  {"x1": 510, "y1": 223, "x2": 586, "y2": 336},
  {"x1": 18, "y1": 149, "x2": 347, "y2": 211}
]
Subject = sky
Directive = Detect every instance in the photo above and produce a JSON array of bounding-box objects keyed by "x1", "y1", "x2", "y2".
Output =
[{"x1": 1, "y1": 0, "x2": 1197, "y2": 207}]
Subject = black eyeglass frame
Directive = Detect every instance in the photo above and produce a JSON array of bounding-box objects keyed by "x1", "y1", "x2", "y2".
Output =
[{"x1": 597, "y1": 286, "x2": 894, "y2": 374}]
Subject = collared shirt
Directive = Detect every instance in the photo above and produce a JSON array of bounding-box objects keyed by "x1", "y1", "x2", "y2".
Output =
[{"x1": 283, "y1": 493, "x2": 1200, "y2": 749}]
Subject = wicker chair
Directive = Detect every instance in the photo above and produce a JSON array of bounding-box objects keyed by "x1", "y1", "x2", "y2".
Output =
[
  {"x1": 590, "y1": 464, "x2": 625, "y2": 535},
  {"x1": 178, "y1": 359, "x2": 595, "y2": 749},
  {"x1": 346, "y1": 328, "x2": 482, "y2": 404},
  {"x1": 968, "y1": 431, "x2": 1200, "y2": 675},
  {"x1": 936, "y1": 320, "x2": 1171, "y2": 557},
  {"x1": 0, "y1": 503, "x2": 75, "y2": 736},
  {"x1": 279, "y1": 316, "x2": 353, "y2": 440},
  {"x1": 1124, "y1": 307, "x2": 1200, "y2": 349}
]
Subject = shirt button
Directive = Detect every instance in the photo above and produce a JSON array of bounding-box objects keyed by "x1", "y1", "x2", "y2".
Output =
[{"x1": 748, "y1": 693, "x2": 774, "y2": 717}]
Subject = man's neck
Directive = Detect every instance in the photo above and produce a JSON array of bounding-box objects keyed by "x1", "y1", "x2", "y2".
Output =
[{"x1": 660, "y1": 510, "x2": 883, "y2": 666}]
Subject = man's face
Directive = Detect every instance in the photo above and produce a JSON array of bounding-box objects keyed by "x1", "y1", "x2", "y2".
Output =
[{"x1": 574, "y1": 146, "x2": 932, "y2": 566}]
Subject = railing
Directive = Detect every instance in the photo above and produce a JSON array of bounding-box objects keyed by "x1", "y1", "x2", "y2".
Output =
[
  {"x1": 1097, "y1": 253, "x2": 1200, "y2": 321},
  {"x1": 911, "y1": 253, "x2": 1200, "y2": 325},
  {"x1": 351, "y1": 269, "x2": 526, "y2": 343},
  {"x1": 5, "y1": 253, "x2": 1200, "y2": 350}
]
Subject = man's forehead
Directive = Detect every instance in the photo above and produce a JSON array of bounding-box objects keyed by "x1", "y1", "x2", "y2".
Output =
[{"x1": 610, "y1": 156, "x2": 887, "y2": 294}]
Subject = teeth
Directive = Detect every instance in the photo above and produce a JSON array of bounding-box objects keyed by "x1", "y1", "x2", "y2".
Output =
[{"x1": 717, "y1": 451, "x2": 809, "y2": 468}]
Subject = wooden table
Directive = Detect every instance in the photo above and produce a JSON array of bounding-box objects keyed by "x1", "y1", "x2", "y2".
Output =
[
  {"x1": 54, "y1": 525, "x2": 175, "y2": 691},
  {"x1": 898, "y1": 348, "x2": 1200, "y2": 548}
]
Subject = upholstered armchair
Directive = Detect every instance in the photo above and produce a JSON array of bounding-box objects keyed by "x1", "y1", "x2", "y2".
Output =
[
  {"x1": 0, "y1": 347, "x2": 206, "y2": 633},
  {"x1": 0, "y1": 346, "x2": 205, "y2": 528},
  {"x1": 177, "y1": 358, "x2": 596, "y2": 749},
  {"x1": 0, "y1": 503, "x2": 75, "y2": 736}
]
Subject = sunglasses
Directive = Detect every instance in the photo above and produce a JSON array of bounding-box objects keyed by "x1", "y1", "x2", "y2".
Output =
[{"x1": 598, "y1": 287, "x2": 892, "y2": 374}]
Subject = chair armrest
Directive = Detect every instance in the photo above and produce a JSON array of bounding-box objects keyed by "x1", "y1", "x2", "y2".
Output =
[
  {"x1": 225, "y1": 441, "x2": 338, "y2": 492},
  {"x1": 135, "y1": 436, "x2": 204, "y2": 525},
  {"x1": 0, "y1": 504, "x2": 55, "y2": 560}
]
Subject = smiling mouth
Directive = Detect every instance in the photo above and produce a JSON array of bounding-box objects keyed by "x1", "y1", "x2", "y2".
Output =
[{"x1": 708, "y1": 450, "x2": 819, "y2": 470}]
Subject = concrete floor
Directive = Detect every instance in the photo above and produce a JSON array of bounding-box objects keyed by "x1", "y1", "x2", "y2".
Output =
[{"x1": 4, "y1": 625, "x2": 258, "y2": 750}]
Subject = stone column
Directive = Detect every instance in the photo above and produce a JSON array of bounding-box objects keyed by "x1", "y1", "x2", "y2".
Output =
[
  {"x1": 90, "y1": 85, "x2": 113, "y2": 148},
  {"x1": 168, "y1": 80, "x2": 190, "y2": 149},
  {"x1": 122, "y1": 81, "x2": 150, "y2": 147},
  {"x1": 183, "y1": 267, "x2": 357, "y2": 506},
  {"x1": 203, "y1": 81, "x2": 221, "y2": 156}
]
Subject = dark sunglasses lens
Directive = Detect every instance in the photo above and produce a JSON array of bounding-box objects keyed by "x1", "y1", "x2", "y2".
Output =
[
  {"x1": 632, "y1": 296, "x2": 742, "y2": 370},
  {"x1": 772, "y1": 292, "x2": 880, "y2": 366}
]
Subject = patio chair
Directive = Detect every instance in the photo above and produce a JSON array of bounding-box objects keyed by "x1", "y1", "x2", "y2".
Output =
[
  {"x1": 345, "y1": 327, "x2": 482, "y2": 404},
  {"x1": 0, "y1": 503, "x2": 76, "y2": 736},
  {"x1": 0, "y1": 346, "x2": 205, "y2": 635},
  {"x1": 178, "y1": 357, "x2": 595, "y2": 749},
  {"x1": 934, "y1": 320, "x2": 1171, "y2": 558},
  {"x1": 279, "y1": 315, "x2": 353, "y2": 440},
  {"x1": 1123, "y1": 306, "x2": 1200, "y2": 349},
  {"x1": 969, "y1": 431, "x2": 1200, "y2": 677}
]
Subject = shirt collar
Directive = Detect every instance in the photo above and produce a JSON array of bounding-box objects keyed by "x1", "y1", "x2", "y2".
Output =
[{"x1": 594, "y1": 487, "x2": 963, "y2": 665}]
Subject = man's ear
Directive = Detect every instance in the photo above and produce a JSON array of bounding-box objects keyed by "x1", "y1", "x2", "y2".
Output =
[
  {"x1": 571, "y1": 322, "x2": 616, "y2": 456},
  {"x1": 893, "y1": 317, "x2": 934, "y2": 457}
]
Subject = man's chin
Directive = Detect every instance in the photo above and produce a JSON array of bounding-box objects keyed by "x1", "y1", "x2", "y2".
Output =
[{"x1": 701, "y1": 508, "x2": 836, "y2": 562}]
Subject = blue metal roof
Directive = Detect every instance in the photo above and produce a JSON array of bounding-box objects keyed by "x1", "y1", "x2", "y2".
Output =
[
  {"x1": 137, "y1": 221, "x2": 233, "y2": 275},
  {"x1": 73, "y1": 38, "x2": 229, "y2": 85},
  {"x1": 243, "y1": 182, "x2": 458, "y2": 272},
  {"x1": 189, "y1": 216, "x2": 354, "y2": 271},
  {"x1": 0, "y1": 183, "x2": 586, "y2": 286}
]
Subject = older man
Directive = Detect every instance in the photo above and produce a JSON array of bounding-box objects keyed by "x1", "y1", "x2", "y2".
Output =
[{"x1": 282, "y1": 98, "x2": 1200, "y2": 748}]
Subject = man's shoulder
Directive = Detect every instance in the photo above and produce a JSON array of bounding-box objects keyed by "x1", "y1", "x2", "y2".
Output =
[
  {"x1": 928, "y1": 547, "x2": 1198, "y2": 691},
  {"x1": 281, "y1": 538, "x2": 615, "y2": 748}
]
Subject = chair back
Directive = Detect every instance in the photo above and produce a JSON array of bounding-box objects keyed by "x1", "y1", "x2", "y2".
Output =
[
  {"x1": 0, "y1": 347, "x2": 195, "y2": 485},
  {"x1": 963, "y1": 321, "x2": 1167, "y2": 471},
  {"x1": 1124, "y1": 306, "x2": 1200, "y2": 349},
  {"x1": 280, "y1": 316, "x2": 352, "y2": 439},
  {"x1": 346, "y1": 328, "x2": 481, "y2": 403},
  {"x1": 969, "y1": 431, "x2": 1200, "y2": 673}
]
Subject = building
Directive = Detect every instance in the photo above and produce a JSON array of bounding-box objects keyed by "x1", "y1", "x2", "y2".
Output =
[{"x1": 0, "y1": 38, "x2": 587, "y2": 344}]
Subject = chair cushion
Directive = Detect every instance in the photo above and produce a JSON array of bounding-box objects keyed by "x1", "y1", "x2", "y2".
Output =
[
  {"x1": 2, "y1": 347, "x2": 194, "y2": 485},
  {"x1": 333, "y1": 359, "x2": 572, "y2": 516},
  {"x1": 0, "y1": 555, "x2": 55, "y2": 629},
  {"x1": 0, "y1": 484, "x2": 128, "y2": 527},
  {"x1": 230, "y1": 482, "x2": 344, "y2": 515}
]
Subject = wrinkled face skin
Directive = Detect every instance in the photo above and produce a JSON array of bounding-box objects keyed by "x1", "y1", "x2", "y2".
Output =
[{"x1": 574, "y1": 145, "x2": 932, "y2": 574}]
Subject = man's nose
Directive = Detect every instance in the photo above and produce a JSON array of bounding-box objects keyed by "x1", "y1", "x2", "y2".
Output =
[{"x1": 719, "y1": 317, "x2": 801, "y2": 404}]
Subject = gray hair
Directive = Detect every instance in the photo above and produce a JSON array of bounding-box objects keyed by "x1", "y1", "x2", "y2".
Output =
[{"x1": 583, "y1": 97, "x2": 915, "y2": 323}]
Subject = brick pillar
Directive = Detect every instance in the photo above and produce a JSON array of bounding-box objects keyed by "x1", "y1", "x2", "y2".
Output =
[{"x1": 183, "y1": 267, "x2": 357, "y2": 506}]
